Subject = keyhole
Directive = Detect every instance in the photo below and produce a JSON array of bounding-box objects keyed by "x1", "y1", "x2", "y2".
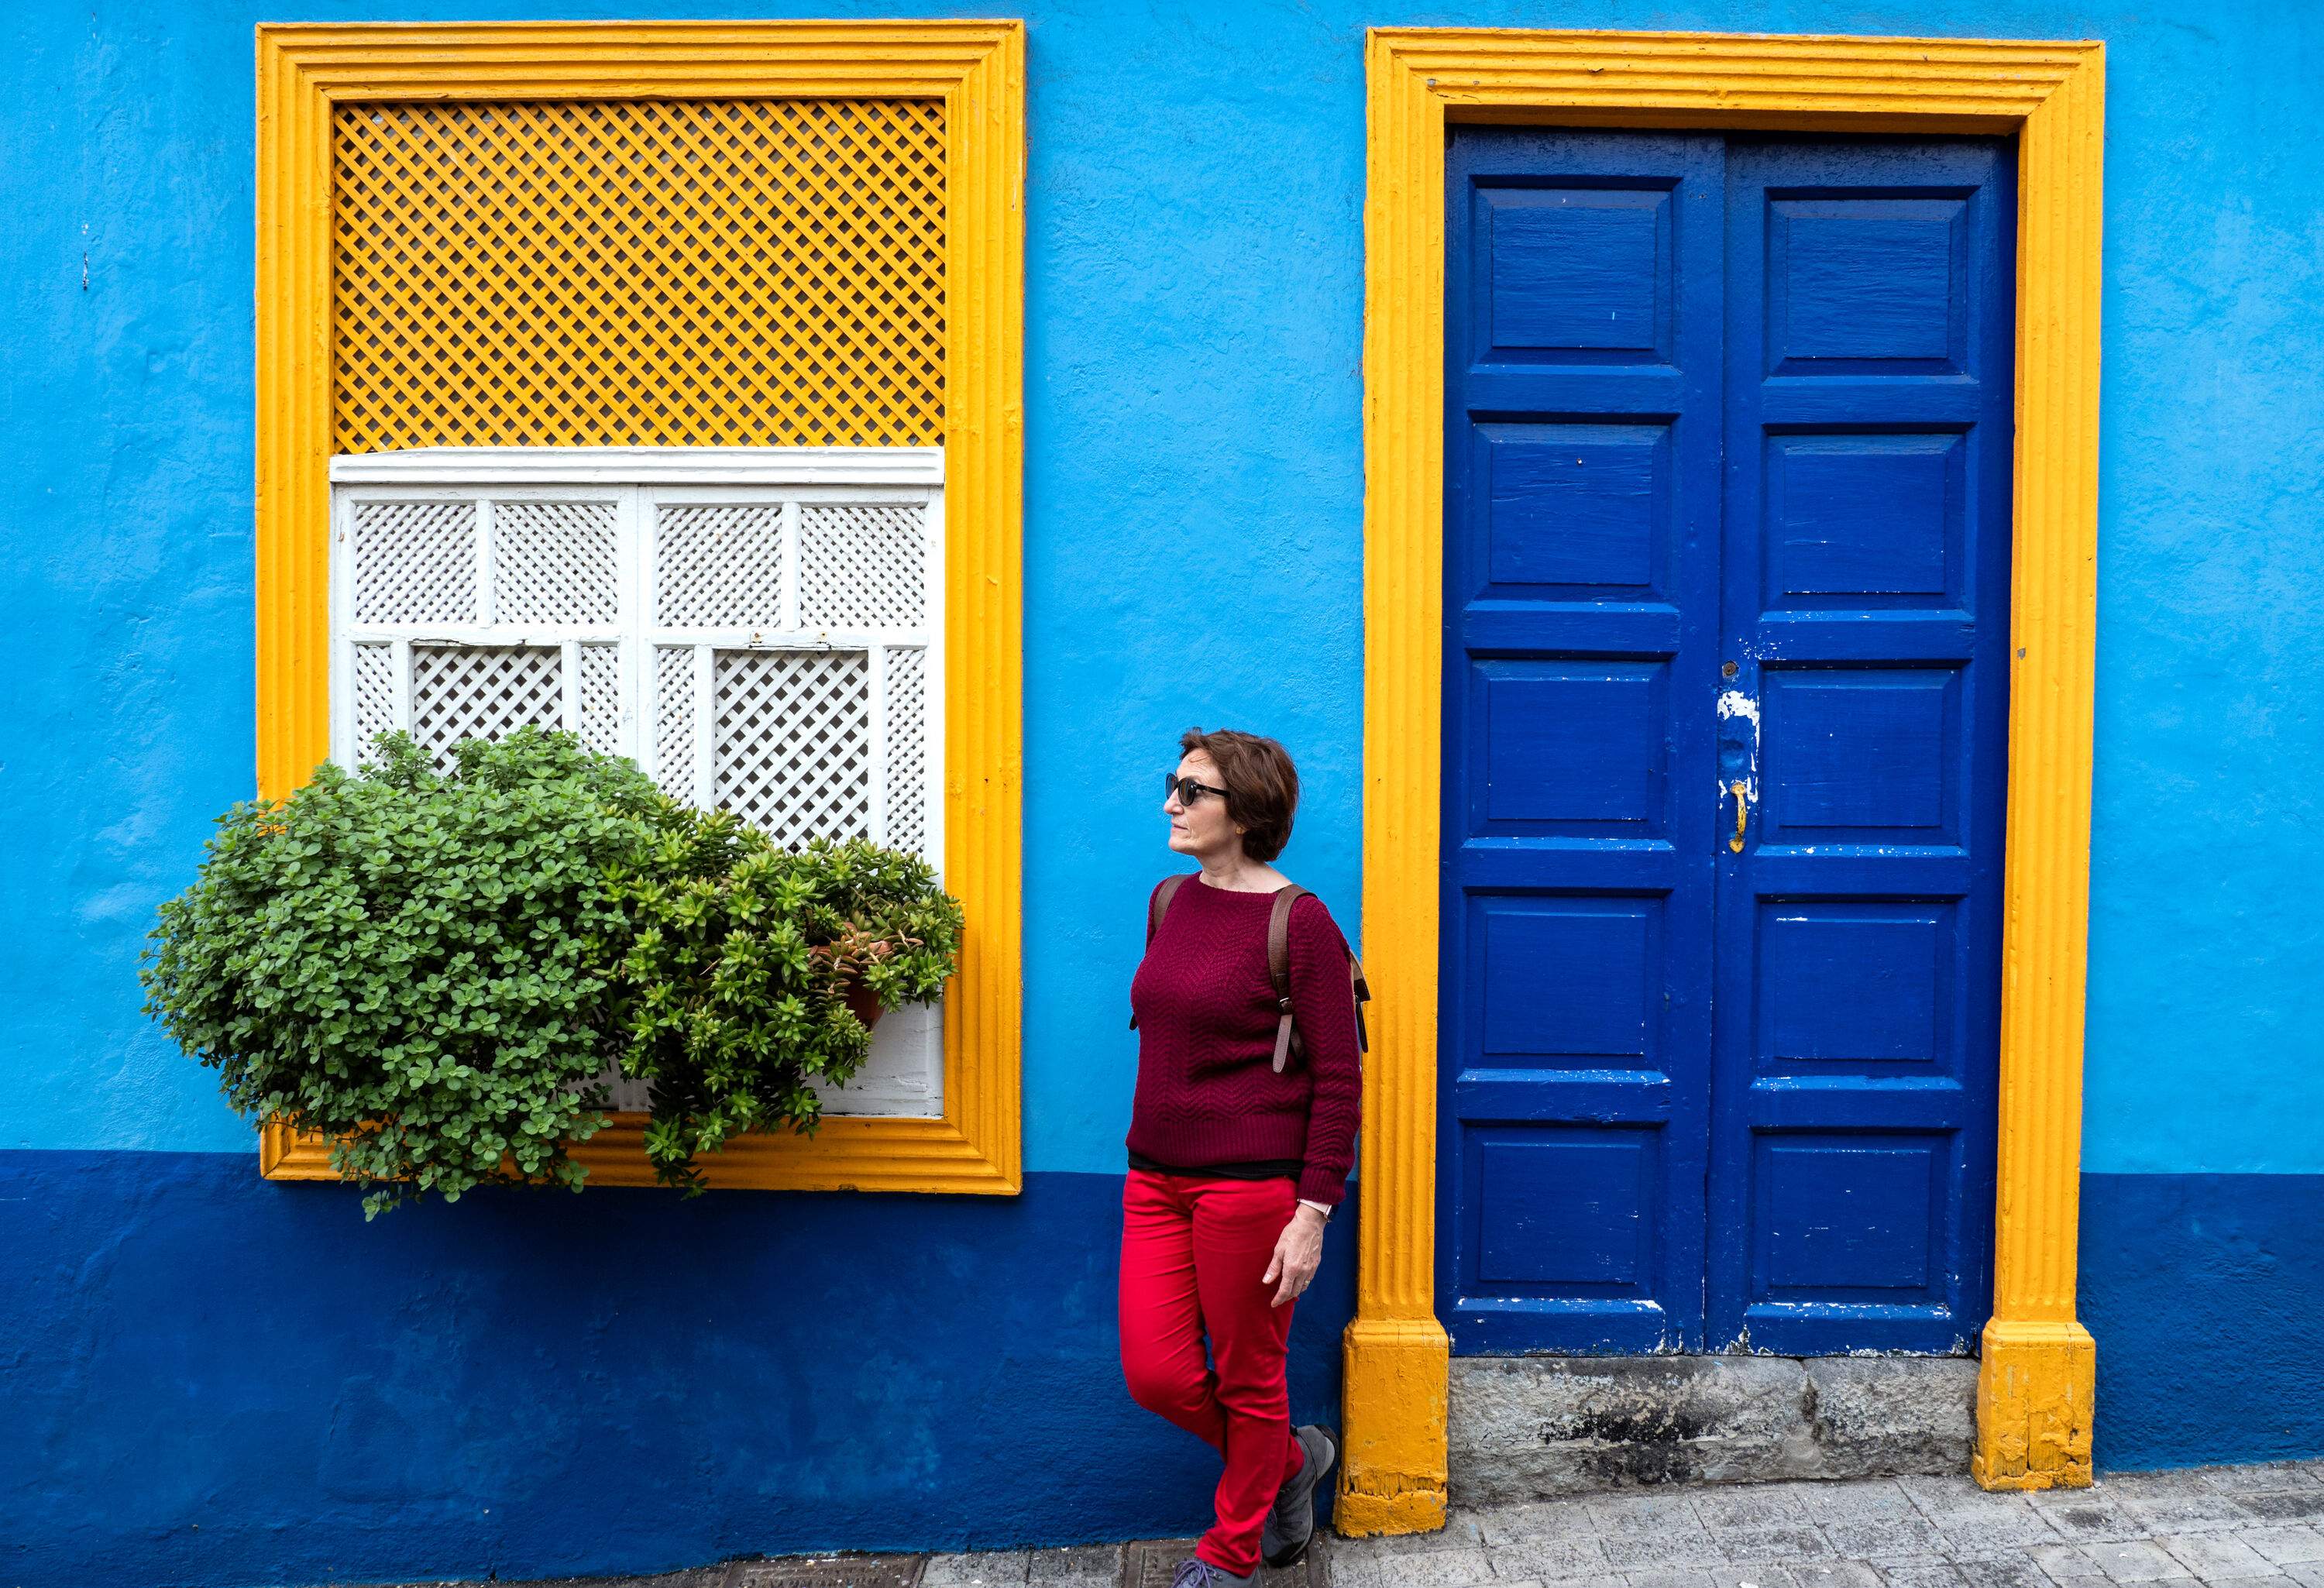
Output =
[{"x1": 1722, "y1": 661, "x2": 1738, "y2": 679}]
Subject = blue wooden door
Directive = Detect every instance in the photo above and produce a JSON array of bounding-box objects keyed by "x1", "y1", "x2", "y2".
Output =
[{"x1": 1440, "y1": 129, "x2": 2015, "y2": 1356}]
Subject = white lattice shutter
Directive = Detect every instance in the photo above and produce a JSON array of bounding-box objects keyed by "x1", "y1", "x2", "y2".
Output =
[
  {"x1": 338, "y1": 494, "x2": 626, "y2": 771},
  {"x1": 641, "y1": 487, "x2": 939, "y2": 864},
  {"x1": 330, "y1": 452, "x2": 941, "y2": 866}
]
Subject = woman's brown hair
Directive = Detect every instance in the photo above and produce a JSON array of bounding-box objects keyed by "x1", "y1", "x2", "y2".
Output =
[{"x1": 1179, "y1": 727, "x2": 1299, "y2": 863}]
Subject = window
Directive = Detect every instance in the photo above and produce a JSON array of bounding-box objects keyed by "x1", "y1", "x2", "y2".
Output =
[
  {"x1": 328, "y1": 448, "x2": 950, "y2": 1118},
  {"x1": 256, "y1": 22, "x2": 1024, "y2": 1191}
]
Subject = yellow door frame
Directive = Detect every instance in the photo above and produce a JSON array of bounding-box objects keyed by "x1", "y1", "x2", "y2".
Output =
[{"x1": 1342, "y1": 28, "x2": 2105, "y2": 1534}]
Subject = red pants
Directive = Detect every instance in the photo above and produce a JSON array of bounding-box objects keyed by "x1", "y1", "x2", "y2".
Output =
[{"x1": 1118, "y1": 1169, "x2": 1304, "y2": 1577}]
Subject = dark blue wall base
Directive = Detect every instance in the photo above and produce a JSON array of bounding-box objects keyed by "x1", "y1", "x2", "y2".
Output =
[
  {"x1": 2083, "y1": 1173, "x2": 2324, "y2": 1473},
  {"x1": 0, "y1": 1153, "x2": 1353, "y2": 1588},
  {"x1": 10, "y1": 1159, "x2": 2319, "y2": 1586}
]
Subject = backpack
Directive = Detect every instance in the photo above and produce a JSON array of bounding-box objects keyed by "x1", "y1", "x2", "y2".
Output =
[{"x1": 1130, "y1": 876, "x2": 1371, "y2": 1072}]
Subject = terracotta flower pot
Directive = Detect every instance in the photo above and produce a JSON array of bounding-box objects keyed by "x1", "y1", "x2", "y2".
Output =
[{"x1": 842, "y1": 974, "x2": 885, "y2": 1031}]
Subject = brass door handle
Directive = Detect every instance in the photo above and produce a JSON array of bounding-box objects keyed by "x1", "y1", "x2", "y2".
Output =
[{"x1": 1727, "y1": 780, "x2": 1749, "y2": 853}]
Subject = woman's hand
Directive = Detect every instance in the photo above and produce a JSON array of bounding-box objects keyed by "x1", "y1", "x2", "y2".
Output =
[{"x1": 1263, "y1": 1203, "x2": 1329, "y2": 1308}]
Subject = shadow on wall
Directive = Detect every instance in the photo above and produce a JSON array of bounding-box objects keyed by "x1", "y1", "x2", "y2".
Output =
[{"x1": 0, "y1": 1153, "x2": 1357, "y2": 1588}]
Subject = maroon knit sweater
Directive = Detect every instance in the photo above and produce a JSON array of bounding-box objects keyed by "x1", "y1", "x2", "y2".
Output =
[{"x1": 1126, "y1": 875, "x2": 1363, "y2": 1208}]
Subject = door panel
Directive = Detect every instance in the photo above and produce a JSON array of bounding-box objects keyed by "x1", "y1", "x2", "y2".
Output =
[
  {"x1": 1707, "y1": 136, "x2": 2013, "y2": 1353},
  {"x1": 1440, "y1": 130, "x2": 1724, "y2": 1354},
  {"x1": 1441, "y1": 128, "x2": 2013, "y2": 1358}
]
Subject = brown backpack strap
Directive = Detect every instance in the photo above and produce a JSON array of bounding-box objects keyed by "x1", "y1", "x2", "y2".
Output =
[
  {"x1": 1267, "y1": 885, "x2": 1312, "y2": 1072},
  {"x1": 1130, "y1": 875, "x2": 1196, "y2": 1029},
  {"x1": 1149, "y1": 873, "x2": 1192, "y2": 946}
]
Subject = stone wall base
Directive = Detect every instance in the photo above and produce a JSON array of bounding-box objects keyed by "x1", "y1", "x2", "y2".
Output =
[{"x1": 1449, "y1": 1356, "x2": 1979, "y2": 1507}]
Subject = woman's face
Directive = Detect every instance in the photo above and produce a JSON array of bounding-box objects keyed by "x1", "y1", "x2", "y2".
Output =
[{"x1": 1164, "y1": 749, "x2": 1243, "y2": 861}]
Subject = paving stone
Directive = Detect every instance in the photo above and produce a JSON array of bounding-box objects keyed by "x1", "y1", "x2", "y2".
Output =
[
  {"x1": 1824, "y1": 1518, "x2": 1947, "y2": 1560},
  {"x1": 1800, "y1": 1483, "x2": 1927, "y2": 1531},
  {"x1": 1479, "y1": 1498, "x2": 1601, "y2": 1546},
  {"x1": 724, "y1": 1557, "x2": 926, "y2": 1588},
  {"x1": 2202, "y1": 1468, "x2": 2324, "y2": 1497},
  {"x1": 1876, "y1": 1566, "x2": 1969, "y2": 1588},
  {"x1": 2027, "y1": 1545, "x2": 2109, "y2": 1581},
  {"x1": 1789, "y1": 1566, "x2": 1886, "y2": 1588},
  {"x1": 2035, "y1": 1502, "x2": 2153, "y2": 1545},
  {"x1": 1336, "y1": 1545, "x2": 1498, "y2": 1588},
  {"x1": 2080, "y1": 1542, "x2": 2185, "y2": 1583},
  {"x1": 1950, "y1": 1555, "x2": 2053, "y2": 1588},
  {"x1": 2097, "y1": 1476, "x2": 2234, "y2": 1504},
  {"x1": 1620, "y1": 1571, "x2": 1724, "y2": 1588},
  {"x1": 2246, "y1": 1531, "x2": 2324, "y2": 1567},
  {"x1": 1591, "y1": 1493, "x2": 1714, "y2": 1535},
  {"x1": 1696, "y1": 1485, "x2": 1822, "y2": 1530},
  {"x1": 1346, "y1": 1518, "x2": 1490, "y2": 1556},
  {"x1": 2119, "y1": 1495, "x2": 2260, "y2": 1536},
  {"x1": 1489, "y1": 1534, "x2": 1615, "y2": 1581},
  {"x1": 1934, "y1": 1512, "x2": 2068, "y2": 1559},
  {"x1": 1027, "y1": 1545, "x2": 1119, "y2": 1588},
  {"x1": 2285, "y1": 1568, "x2": 2324, "y2": 1588},
  {"x1": 1896, "y1": 1482, "x2": 2061, "y2": 1553},
  {"x1": 1720, "y1": 1528, "x2": 1835, "y2": 1566},
  {"x1": 2241, "y1": 1497, "x2": 2324, "y2": 1526},
  {"x1": 514, "y1": 1573, "x2": 717, "y2": 1588},
  {"x1": 1980, "y1": 1552, "x2": 2073, "y2": 1588},
  {"x1": 923, "y1": 1555, "x2": 1031, "y2": 1588},
  {"x1": 1896, "y1": 1478, "x2": 1999, "y2": 1514},
  {"x1": 1706, "y1": 1567, "x2": 1807, "y2": 1588},
  {"x1": 2157, "y1": 1533, "x2": 2281, "y2": 1579},
  {"x1": 1603, "y1": 1531, "x2": 1731, "y2": 1572}
]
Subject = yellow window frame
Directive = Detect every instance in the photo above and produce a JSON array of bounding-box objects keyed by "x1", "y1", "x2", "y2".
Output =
[
  {"x1": 1343, "y1": 27, "x2": 2105, "y2": 1533},
  {"x1": 253, "y1": 19, "x2": 1025, "y2": 1195}
]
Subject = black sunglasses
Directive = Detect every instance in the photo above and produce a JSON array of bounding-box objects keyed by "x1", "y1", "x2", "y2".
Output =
[{"x1": 1163, "y1": 772, "x2": 1230, "y2": 806}]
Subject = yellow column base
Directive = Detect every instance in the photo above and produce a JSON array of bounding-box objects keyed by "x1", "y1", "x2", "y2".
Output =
[
  {"x1": 1336, "y1": 1316, "x2": 1451, "y2": 1536},
  {"x1": 1973, "y1": 1317, "x2": 2097, "y2": 1490}
]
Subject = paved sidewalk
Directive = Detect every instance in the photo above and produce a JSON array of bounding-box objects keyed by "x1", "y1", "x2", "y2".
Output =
[
  {"x1": 402, "y1": 1459, "x2": 2324, "y2": 1588},
  {"x1": 1301, "y1": 1460, "x2": 2324, "y2": 1588}
]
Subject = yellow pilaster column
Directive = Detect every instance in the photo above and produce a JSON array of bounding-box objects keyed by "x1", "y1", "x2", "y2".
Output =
[
  {"x1": 1338, "y1": 33, "x2": 1452, "y2": 1538},
  {"x1": 1972, "y1": 50, "x2": 2106, "y2": 1493}
]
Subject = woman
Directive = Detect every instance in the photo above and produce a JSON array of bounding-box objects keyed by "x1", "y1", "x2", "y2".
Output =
[{"x1": 1120, "y1": 728, "x2": 1363, "y2": 1588}]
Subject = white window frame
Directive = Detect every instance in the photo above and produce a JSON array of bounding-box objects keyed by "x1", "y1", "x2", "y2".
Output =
[{"x1": 324, "y1": 445, "x2": 948, "y2": 1117}]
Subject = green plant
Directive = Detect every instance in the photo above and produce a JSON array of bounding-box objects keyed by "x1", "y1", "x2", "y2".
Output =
[
  {"x1": 139, "y1": 729, "x2": 673, "y2": 1217},
  {"x1": 143, "y1": 727, "x2": 966, "y2": 1212},
  {"x1": 604, "y1": 824, "x2": 964, "y2": 1192}
]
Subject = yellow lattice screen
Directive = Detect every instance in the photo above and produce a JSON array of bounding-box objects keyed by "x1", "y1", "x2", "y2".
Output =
[{"x1": 331, "y1": 98, "x2": 946, "y2": 452}]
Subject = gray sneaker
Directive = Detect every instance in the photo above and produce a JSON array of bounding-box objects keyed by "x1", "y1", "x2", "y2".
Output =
[
  {"x1": 1171, "y1": 1557, "x2": 1255, "y2": 1588},
  {"x1": 1260, "y1": 1422, "x2": 1339, "y2": 1569}
]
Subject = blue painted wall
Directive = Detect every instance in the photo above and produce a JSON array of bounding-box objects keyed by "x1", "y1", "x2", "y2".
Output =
[{"x1": 3, "y1": 0, "x2": 2322, "y2": 1582}]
